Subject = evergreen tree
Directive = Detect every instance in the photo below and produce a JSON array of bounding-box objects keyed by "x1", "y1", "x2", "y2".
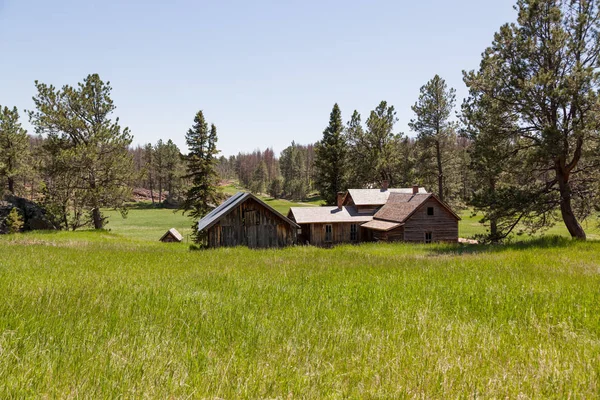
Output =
[
  {"x1": 154, "y1": 139, "x2": 166, "y2": 203},
  {"x1": 314, "y1": 103, "x2": 347, "y2": 205},
  {"x1": 28, "y1": 74, "x2": 133, "y2": 229},
  {"x1": 345, "y1": 110, "x2": 368, "y2": 188},
  {"x1": 163, "y1": 139, "x2": 182, "y2": 204},
  {"x1": 409, "y1": 75, "x2": 457, "y2": 203},
  {"x1": 0, "y1": 106, "x2": 29, "y2": 195},
  {"x1": 280, "y1": 141, "x2": 310, "y2": 200},
  {"x1": 464, "y1": 0, "x2": 600, "y2": 240},
  {"x1": 143, "y1": 143, "x2": 156, "y2": 204},
  {"x1": 181, "y1": 111, "x2": 221, "y2": 242},
  {"x1": 250, "y1": 160, "x2": 268, "y2": 195},
  {"x1": 462, "y1": 83, "x2": 521, "y2": 242}
]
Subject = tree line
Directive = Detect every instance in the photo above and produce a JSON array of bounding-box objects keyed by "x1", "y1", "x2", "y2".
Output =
[{"x1": 1, "y1": 0, "x2": 599, "y2": 242}]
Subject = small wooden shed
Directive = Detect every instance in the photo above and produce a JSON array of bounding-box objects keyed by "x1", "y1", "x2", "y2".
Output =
[
  {"x1": 197, "y1": 192, "x2": 299, "y2": 248},
  {"x1": 160, "y1": 228, "x2": 184, "y2": 243}
]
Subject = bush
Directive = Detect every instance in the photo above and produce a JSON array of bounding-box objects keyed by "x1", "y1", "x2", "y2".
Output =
[{"x1": 5, "y1": 207, "x2": 24, "y2": 233}]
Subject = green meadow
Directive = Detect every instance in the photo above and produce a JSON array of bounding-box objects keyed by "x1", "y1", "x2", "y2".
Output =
[{"x1": 1, "y1": 206, "x2": 599, "y2": 398}]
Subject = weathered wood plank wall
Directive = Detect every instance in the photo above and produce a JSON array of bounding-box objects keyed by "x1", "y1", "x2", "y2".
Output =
[{"x1": 207, "y1": 198, "x2": 297, "y2": 248}]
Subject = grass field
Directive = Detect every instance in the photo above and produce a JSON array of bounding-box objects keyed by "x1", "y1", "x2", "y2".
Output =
[{"x1": 1, "y1": 204, "x2": 600, "y2": 397}]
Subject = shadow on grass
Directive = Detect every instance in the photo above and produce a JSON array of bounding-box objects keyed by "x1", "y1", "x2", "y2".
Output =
[
  {"x1": 431, "y1": 235, "x2": 586, "y2": 256},
  {"x1": 125, "y1": 202, "x2": 179, "y2": 210}
]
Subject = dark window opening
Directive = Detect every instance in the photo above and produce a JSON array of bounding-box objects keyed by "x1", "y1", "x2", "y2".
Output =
[
  {"x1": 350, "y1": 224, "x2": 357, "y2": 241},
  {"x1": 427, "y1": 207, "x2": 434, "y2": 216},
  {"x1": 325, "y1": 224, "x2": 333, "y2": 242},
  {"x1": 425, "y1": 232, "x2": 432, "y2": 244}
]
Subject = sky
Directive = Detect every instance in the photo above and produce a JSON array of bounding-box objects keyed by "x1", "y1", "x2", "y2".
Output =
[{"x1": 0, "y1": 0, "x2": 517, "y2": 157}]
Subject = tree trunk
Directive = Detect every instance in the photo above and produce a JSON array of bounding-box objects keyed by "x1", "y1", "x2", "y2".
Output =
[
  {"x1": 158, "y1": 179, "x2": 163, "y2": 205},
  {"x1": 149, "y1": 177, "x2": 155, "y2": 204},
  {"x1": 92, "y1": 207, "x2": 103, "y2": 230},
  {"x1": 435, "y1": 140, "x2": 444, "y2": 203},
  {"x1": 557, "y1": 168, "x2": 586, "y2": 240},
  {"x1": 8, "y1": 177, "x2": 15, "y2": 194}
]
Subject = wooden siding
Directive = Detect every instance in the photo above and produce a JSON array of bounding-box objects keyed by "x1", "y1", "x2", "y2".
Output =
[
  {"x1": 206, "y1": 197, "x2": 297, "y2": 248},
  {"x1": 402, "y1": 198, "x2": 458, "y2": 243},
  {"x1": 160, "y1": 233, "x2": 180, "y2": 243},
  {"x1": 372, "y1": 226, "x2": 405, "y2": 242},
  {"x1": 306, "y1": 222, "x2": 363, "y2": 246}
]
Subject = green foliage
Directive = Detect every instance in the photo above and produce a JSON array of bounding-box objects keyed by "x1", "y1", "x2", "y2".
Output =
[
  {"x1": 0, "y1": 106, "x2": 29, "y2": 195},
  {"x1": 463, "y1": 0, "x2": 600, "y2": 240},
  {"x1": 181, "y1": 111, "x2": 221, "y2": 243},
  {"x1": 314, "y1": 103, "x2": 347, "y2": 205},
  {"x1": 1, "y1": 231, "x2": 599, "y2": 397},
  {"x1": 268, "y1": 176, "x2": 284, "y2": 199},
  {"x1": 153, "y1": 139, "x2": 183, "y2": 205},
  {"x1": 410, "y1": 75, "x2": 458, "y2": 204},
  {"x1": 28, "y1": 74, "x2": 133, "y2": 230},
  {"x1": 250, "y1": 160, "x2": 268, "y2": 195},
  {"x1": 4, "y1": 207, "x2": 24, "y2": 233},
  {"x1": 346, "y1": 102, "x2": 405, "y2": 188},
  {"x1": 279, "y1": 141, "x2": 311, "y2": 200}
]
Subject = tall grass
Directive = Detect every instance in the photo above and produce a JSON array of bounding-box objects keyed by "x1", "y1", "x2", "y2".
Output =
[{"x1": 1, "y1": 232, "x2": 599, "y2": 397}]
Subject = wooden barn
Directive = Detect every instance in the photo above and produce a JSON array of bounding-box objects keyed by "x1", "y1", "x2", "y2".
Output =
[
  {"x1": 197, "y1": 192, "x2": 299, "y2": 248},
  {"x1": 288, "y1": 184, "x2": 460, "y2": 246}
]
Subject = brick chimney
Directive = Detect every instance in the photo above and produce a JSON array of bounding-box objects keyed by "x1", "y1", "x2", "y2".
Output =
[
  {"x1": 412, "y1": 185, "x2": 419, "y2": 195},
  {"x1": 337, "y1": 192, "x2": 346, "y2": 209},
  {"x1": 382, "y1": 180, "x2": 389, "y2": 191}
]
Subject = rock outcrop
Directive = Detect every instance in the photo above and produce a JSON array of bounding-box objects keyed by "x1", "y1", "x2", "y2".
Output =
[{"x1": 0, "y1": 195, "x2": 56, "y2": 234}]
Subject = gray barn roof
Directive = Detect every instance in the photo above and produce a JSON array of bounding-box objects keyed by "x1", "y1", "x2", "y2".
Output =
[
  {"x1": 197, "y1": 192, "x2": 300, "y2": 232},
  {"x1": 288, "y1": 206, "x2": 374, "y2": 224},
  {"x1": 348, "y1": 187, "x2": 428, "y2": 206}
]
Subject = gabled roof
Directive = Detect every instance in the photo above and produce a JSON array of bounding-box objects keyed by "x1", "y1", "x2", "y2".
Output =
[
  {"x1": 160, "y1": 228, "x2": 184, "y2": 242},
  {"x1": 288, "y1": 206, "x2": 374, "y2": 224},
  {"x1": 347, "y1": 187, "x2": 428, "y2": 206},
  {"x1": 374, "y1": 193, "x2": 461, "y2": 223},
  {"x1": 197, "y1": 192, "x2": 300, "y2": 232}
]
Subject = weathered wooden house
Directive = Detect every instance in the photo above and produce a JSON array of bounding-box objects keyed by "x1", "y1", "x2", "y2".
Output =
[
  {"x1": 288, "y1": 184, "x2": 460, "y2": 246},
  {"x1": 197, "y1": 192, "x2": 299, "y2": 248},
  {"x1": 159, "y1": 228, "x2": 184, "y2": 243}
]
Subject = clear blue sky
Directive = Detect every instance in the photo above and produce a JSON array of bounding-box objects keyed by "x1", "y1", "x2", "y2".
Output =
[{"x1": 0, "y1": 0, "x2": 516, "y2": 156}]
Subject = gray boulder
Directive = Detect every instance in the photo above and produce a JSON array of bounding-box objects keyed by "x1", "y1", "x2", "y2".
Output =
[{"x1": 0, "y1": 195, "x2": 56, "y2": 234}]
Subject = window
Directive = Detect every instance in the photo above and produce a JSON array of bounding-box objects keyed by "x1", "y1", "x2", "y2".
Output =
[
  {"x1": 425, "y1": 232, "x2": 433, "y2": 244},
  {"x1": 427, "y1": 207, "x2": 434, "y2": 216},
  {"x1": 325, "y1": 224, "x2": 333, "y2": 242},
  {"x1": 350, "y1": 224, "x2": 357, "y2": 241}
]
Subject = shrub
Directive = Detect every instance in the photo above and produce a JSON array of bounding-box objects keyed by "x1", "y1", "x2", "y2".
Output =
[{"x1": 6, "y1": 207, "x2": 24, "y2": 233}]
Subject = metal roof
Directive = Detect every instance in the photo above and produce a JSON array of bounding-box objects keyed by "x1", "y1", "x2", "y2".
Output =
[
  {"x1": 347, "y1": 188, "x2": 428, "y2": 206},
  {"x1": 197, "y1": 192, "x2": 300, "y2": 231},
  {"x1": 288, "y1": 206, "x2": 374, "y2": 224}
]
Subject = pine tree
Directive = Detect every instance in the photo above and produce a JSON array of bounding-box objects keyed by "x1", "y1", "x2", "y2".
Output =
[
  {"x1": 181, "y1": 111, "x2": 221, "y2": 242},
  {"x1": 464, "y1": 0, "x2": 600, "y2": 240},
  {"x1": 0, "y1": 106, "x2": 29, "y2": 195},
  {"x1": 163, "y1": 139, "x2": 182, "y2": 205},
  {"x1": 314, "y1": 103, "x2": 347, "y2": 205},
  {"x1": 409, "y1": 75, "x2": 457, "y2": 203},
  {"x1": 462, "y1": 83, "x2": 521, "y2": 242},
  {"x1": 29, "y1": 74, "x2": 133, "y2": 230},
  {"x1": 143, "y1": 143, "x2": 155, "y2": 204},
  {"x1": 250, "y1": 160, "x2": 268, "y2": 195}
]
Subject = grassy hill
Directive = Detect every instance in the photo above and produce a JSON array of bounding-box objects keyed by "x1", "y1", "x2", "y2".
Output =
[{"x1": 0, "y1": 231, "x2": 598, "y2": 397}]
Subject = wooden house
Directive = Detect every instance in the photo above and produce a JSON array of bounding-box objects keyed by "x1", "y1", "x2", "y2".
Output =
[
  {"x1": 159, "y1": 228, "x2": 184, "y2": 243},
  {"x1": 288, "y1": 184, "x2": 460, "y2": 246},
  {"x1": 197, "y1": 192, "x2": 299, "y2": 248}
]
